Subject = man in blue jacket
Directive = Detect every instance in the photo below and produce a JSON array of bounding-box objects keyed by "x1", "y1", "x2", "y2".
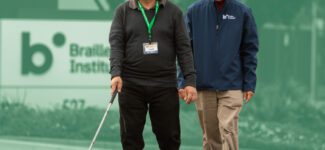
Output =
[{"x1": 178, "y1": 0, "x2": 259, "y2": 149}]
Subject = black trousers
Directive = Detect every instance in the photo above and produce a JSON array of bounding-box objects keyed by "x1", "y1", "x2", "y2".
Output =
[{"x1": 118, "y1": 82, "x2": 180, "y2": 150}]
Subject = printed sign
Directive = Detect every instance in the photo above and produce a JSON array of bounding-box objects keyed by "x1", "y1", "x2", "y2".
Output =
[{"x1": 0, "y1": 19, "x2": 113, "y2": 108}]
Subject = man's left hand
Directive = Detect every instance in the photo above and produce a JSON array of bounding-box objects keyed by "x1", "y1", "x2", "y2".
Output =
[
  {"x1": 244, "y1": 91, "x2": 254, "y2": 103},
  {"x1": 179, "y1": 86, "x2": 197, "y2": 104}
]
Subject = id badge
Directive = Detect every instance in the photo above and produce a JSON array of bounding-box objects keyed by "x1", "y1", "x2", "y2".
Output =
[{"x1": 143, "y1": 42, "x2": 158, "y2": 55}]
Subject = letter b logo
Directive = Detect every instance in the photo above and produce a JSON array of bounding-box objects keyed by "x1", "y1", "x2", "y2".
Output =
[{"x1": 22, "y1": 32, "x2": 65, "y2": 75}]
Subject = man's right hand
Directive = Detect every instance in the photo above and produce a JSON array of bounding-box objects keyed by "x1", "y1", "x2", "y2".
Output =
[{"x1": 111, "y1": 76, "x2": 122, "y2": 95}]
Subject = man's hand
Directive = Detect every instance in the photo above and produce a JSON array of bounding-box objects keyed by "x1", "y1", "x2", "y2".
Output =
[
  {"x1": 178, "y1": 86, "x2": 197, "y2": 104},
  {"x1": 244, "y1": 91, "x2": 254, "y2": 103},
  {"x1": 111, "y1": 76, "x2": 122, "y2": 95},
  {"x1": 178, "y1": 89, "x2": 186, "y2": 100}
]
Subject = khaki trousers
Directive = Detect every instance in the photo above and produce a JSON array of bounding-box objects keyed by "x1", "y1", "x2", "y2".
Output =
[{"x1": 195, "y1": 90, "x2": 244, "y2": 150}]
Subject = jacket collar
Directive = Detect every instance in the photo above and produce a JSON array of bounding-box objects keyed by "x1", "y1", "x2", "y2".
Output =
[
  {"x1": 210, "y1": 0, "x2": 231, "y2": 6},
  {"x1": 129, "y1": 0, "x2": 167, "y2": 9}
]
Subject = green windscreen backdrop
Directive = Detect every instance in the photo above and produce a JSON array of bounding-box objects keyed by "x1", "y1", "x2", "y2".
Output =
[{"x1": 0, "y1": 0, "x2": 324, "y2": 150}]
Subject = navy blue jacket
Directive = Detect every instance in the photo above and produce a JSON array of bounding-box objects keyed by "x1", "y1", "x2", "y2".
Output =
[{"x1": 178, "y1": 0, "x2": 259, "y2": 92}]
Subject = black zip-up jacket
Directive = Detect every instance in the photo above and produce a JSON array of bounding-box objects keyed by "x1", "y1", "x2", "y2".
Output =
[{"x1": 109, "y1": 0, "x2": 196, "y2": 87}]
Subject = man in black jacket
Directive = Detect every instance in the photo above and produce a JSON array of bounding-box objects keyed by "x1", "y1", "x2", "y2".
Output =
[{"x1": 109, "y1": 0, "x2": 197, "y2": 149}]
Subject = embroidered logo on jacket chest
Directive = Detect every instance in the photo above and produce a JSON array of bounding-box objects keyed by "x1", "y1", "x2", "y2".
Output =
[{"x1": 222, "y1": 14, "x2": 236, "y2": 20}]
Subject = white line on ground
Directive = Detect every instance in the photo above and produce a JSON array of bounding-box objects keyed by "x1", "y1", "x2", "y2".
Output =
[{"x1": 0, "y1": 139, "x2": 109, "y2": 150}]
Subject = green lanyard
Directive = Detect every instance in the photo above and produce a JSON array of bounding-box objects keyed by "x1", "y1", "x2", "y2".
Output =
[{"x1": 137, "y1": 0, "x2": 159, "y2": 42}]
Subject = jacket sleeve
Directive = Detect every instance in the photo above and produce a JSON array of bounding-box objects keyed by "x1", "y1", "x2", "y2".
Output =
[
  {"x1": 177, "y1": 8, "x2": 193, "y2": 89},
  {"x1": 240, "y1": 8, "x2": 259, "y2": 92},
  {"x1": 109, "y1": 6, "x2": 125, "y2": 78},
  {"x1": 175, "y1": 9, "x2": 196, "y2": 88}
]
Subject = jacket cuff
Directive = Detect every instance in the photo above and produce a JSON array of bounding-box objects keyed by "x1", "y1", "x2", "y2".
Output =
[
  {"x1": 243, "y1": 84, "x2": 255, "y2": 93},
  {"x1": 110, "y1": 69, "x2": 121, "y2": 79},
  {"x1": 185, "y1": 82, "x2": 196, "y2": 88},
  {"x1": 184, "y1": 75, "x2": 196, "y2": 88}
]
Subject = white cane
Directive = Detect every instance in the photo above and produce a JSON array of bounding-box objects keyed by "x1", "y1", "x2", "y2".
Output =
[{"x1": 88, "y1": 91, "x2": 118, "y2": 150}]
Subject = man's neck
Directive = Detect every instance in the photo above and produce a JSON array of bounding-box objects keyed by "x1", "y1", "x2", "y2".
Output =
[{"x1": 139, "y1": 0, "x2": 156, "y2": 10}]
